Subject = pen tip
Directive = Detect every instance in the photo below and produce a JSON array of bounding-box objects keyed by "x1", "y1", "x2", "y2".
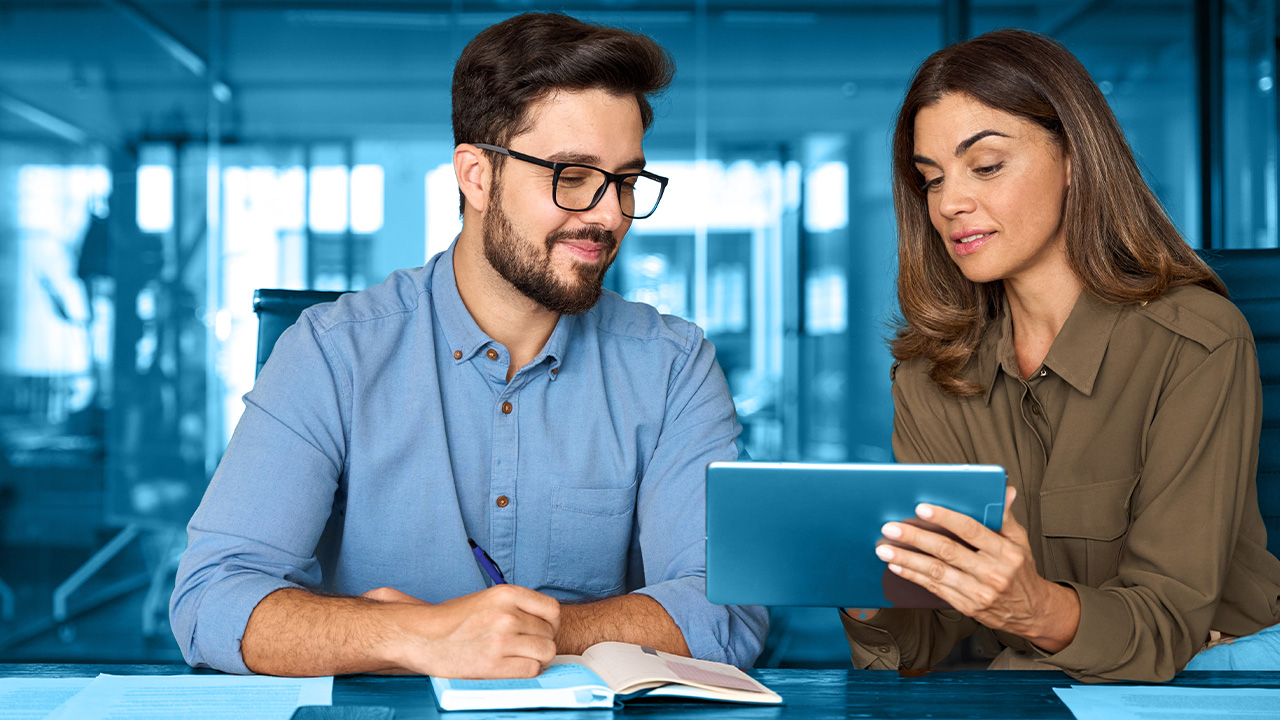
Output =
[{"x1": 467, "y1": 538, "x2": 477, "y2": 548}]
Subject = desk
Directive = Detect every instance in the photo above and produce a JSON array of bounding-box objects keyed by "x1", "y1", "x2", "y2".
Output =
[{"x1": 6, "y1": 664, "x2": 1280, "y2": 719}]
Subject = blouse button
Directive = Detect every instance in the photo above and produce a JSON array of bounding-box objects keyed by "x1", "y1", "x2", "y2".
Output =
[
  {"x1": 502, "y1": 401, "x2": 513, "y2": 414},
  {"x1": 551, "y1": 367, "x2": 559, "y2": 375},
  {"x1": 496, "y1": 495, "x2": 510, "y2": 508},
  {"x1": 1038, "y1": 368, "x2": 1047, "y2": 377},
  {"x1": 453, "y1": 350, "x2": 462, "y2": 360},
  {"x1": 486, "y1": 348, "x2": 499, "y2": 361}
]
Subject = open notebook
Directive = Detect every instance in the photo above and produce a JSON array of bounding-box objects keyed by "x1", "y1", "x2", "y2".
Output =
[{"x1": 430, "y1": 641, "x2": 782, "y2": 711}]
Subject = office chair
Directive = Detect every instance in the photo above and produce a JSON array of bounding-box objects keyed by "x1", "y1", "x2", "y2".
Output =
[
  {"x1": 1200, "y1": 249, "x2": 1280, "y2": 558},
  {"x1": 252, "y1": 289, "x2": 350, "y2": 377}
]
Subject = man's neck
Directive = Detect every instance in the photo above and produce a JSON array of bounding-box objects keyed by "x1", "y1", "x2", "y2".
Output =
[{"x1": 452, "y1": 228, "x2": 559, "y2": 381}]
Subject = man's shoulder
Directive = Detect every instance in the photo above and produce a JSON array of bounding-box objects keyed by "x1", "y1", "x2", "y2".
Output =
[
  {"x1": 1133, "y1": 284, "x2": 1252, "y2": 352},
  {"x1": 586, "y1": 290, "x2": 702, "y2": 354},
  {"x1": 306, "y1": 265, "x2": 433, "y2": 336}
]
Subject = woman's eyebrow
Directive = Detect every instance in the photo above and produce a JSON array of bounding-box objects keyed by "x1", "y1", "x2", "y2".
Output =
[
  {"x1": 954, "y1": 129, "x2": 1010, "y2": 156},
  {"x1": 913, "y1": 129, "x2": 1012, "y2": 168}
]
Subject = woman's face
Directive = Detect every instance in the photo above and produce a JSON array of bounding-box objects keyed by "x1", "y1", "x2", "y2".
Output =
[{"x1": 912, "y1": 93, "x2": 1071, "y2": 286}]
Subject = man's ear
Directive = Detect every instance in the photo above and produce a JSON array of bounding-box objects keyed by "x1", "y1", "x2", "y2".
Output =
[{"x1": 454, "y1": 144, "x2": 491, "y2": 214}]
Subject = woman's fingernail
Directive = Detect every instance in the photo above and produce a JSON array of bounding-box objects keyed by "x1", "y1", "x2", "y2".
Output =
[
  {"x1": 917, "y1": 503, "x2": 933, "y2": 519},
  {"x1": 876, "y1": 545, "x2": 895, "y2": 561},
  {"x1": 882, "y1": 523, "x2": 902, "y2": 539}
]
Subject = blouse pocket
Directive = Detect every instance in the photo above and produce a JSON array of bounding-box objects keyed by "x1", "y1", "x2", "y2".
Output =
[
  {"x1": 1040, "y1": 474, "x2": 1139, "y2": 586},
  {"x1": 545, "y1": 482, "x2": 638, "y2": 597}
]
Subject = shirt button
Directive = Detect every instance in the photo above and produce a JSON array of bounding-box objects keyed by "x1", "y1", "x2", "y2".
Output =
[
  {"x1": 496, "y1": 495, "x2": 510, "y2": 508},
  {"x1": 502, "y1": 401, "x2": 513, "y2": 414},
  {"x1": 877, "y1": 645, "x2": 891, "y2": 654},
  {"x1": 551, "y1": 367, "x2": 558, "y2": 375},
  {"x1": 1031, "y1": 404, "x2": 1042, "y2": 416},
  {"x1": 486, "y1": 349, "x2": 499, "y2": 361},
  {"x1": 1038, "y1": 368, "x2": 1047, "y2": 377},
  {"x1": 453, "y1": 350, "x2": 462, "y2": 360}
]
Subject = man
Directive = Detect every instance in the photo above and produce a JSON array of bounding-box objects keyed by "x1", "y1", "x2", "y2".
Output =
[{"x1": 169, "y1": 12, "x2": 767, "y2": 678}]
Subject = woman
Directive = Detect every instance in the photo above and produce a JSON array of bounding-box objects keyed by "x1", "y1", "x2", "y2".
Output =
[{"x1": 843, "y1": 28, "x2": 1280, "y2": 682}]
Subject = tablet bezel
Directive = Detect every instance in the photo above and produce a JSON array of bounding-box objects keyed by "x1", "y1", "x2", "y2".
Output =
[{"x1": 705, "y1": 462, "x2": 1007, "y2": 608}]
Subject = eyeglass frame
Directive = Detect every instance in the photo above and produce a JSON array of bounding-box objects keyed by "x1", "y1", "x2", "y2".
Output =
[{"x1": 472, "y1": 143, "x2": 669, "y2": 219}]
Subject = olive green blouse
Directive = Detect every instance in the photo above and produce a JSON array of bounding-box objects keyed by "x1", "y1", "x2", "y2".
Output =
[{"x1": 842, "y1": 285, "x2": 1280, "y2": 682}]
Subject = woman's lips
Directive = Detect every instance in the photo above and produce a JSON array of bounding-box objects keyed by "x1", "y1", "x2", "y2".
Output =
[{"x1": 952, "y1": 231, "x2": 994, "y2": 257}]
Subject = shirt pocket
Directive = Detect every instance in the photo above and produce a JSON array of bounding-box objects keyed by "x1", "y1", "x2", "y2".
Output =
[
  {"x1": 545, "y1": 481, "x2": 638, "y2": 597},
  {"x1": 1040, "y1": 474, "x2": 1139, "y2": 586}
]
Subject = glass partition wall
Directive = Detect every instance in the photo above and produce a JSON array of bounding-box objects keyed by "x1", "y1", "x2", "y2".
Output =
[{"x1": 0, "y1": 0, "x2": 1275, "y2": 666}]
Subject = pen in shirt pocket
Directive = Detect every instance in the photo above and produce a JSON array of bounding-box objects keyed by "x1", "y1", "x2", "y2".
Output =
[{"x1": 468, "y1": 537, "x2": 507, "y2": 586}]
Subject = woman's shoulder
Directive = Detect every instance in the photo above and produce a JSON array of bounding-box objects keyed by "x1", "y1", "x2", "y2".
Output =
[
  {"x1": 890, "y1": 356, "x2": 958, "y2": 409},
  {"x1": 891, "y1": 356, "x2": 932, "y2": 387},
  {"x1": 1134, "y1": 284, "x2": 1253, "y2": 352}
]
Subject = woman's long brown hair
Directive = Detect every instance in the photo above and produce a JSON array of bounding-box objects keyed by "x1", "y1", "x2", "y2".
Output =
[{"x1": 891, "y1": 29, "x2": 1225, "y2": 396}]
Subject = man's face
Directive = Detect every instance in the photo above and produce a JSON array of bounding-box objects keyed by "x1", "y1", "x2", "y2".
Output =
[{"x1": 481, "y1": 88, "x2": 645, "y2": 315}]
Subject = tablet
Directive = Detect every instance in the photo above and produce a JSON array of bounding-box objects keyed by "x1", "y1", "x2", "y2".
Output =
[{"x1": 705, "y1": 462, "x2": 1007, "y2": 608}]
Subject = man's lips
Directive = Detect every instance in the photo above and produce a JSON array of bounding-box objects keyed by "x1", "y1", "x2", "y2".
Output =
[{"x1": 557, "y1": 240, "x2": 605, "y2": 262}]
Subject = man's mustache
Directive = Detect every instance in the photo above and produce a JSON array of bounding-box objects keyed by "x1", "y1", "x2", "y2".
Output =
[{"x1": 546, "y1": 228, "x2": 617, "y2": 254}]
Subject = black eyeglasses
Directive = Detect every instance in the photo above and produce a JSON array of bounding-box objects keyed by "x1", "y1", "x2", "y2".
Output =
[{"x1": 474, "y1": 143, "x2": 668, "y2": 219}]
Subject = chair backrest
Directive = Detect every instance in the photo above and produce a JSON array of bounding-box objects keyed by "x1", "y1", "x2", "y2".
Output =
[
  {"x1": 252, "y1": 289, "x2": 349, "y2": 378},
  {"x1": 1200, "y1": 249, "x2": 1280, "y2": 557}
]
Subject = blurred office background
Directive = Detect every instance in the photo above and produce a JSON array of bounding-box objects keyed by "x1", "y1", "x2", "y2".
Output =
[{"x1": 0, "y1": 0, "x2": 1275, "y2": 668}]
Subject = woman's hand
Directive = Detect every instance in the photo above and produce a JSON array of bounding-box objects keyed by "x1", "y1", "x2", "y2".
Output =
[{"x1": 875, "y1": 486, "x2": 1081, "y2": 652}]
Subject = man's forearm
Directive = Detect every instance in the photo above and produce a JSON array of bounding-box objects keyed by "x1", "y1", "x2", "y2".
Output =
[
  {"x1": 241, "y1": 588, "x2": 409, "y2": 676},
  {"x1": 240, "y1": 585, "x2": 561, "y2": 678},
  {"x1": 556, "y1": 594, "x2": 689, "y2": 656}
]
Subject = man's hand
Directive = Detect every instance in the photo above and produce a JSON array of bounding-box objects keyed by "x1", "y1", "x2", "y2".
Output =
[
  {"x1": 872, "y1": 486, "x2": 1080, "y2": 652},
  {"x1": 363, "y1": 584, "x2": 560, "y2": 679}
]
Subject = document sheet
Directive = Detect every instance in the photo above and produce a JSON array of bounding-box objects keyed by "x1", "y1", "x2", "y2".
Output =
[
  {"x1": 0, "y1": 678, "x2": 95, "y2": 720},
  {"x1": 41, "y1": 674, "x2": 333, "y2": 720},
  {"x1": 1054, "y1": 685, "x2": 1280, "y2": 719}
]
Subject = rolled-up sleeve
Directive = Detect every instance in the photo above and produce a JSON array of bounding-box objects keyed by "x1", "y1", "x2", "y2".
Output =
[
  {"x1": 631, "y1": 326, "x2": 768, "y2": 668},
  {"x1": 169, "y1": 312, "x2": 349, "y2": 673}
]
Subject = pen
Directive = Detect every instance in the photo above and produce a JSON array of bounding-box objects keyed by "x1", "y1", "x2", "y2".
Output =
[{"x1": 468, "y1": 537, "x2": 507, "y2": 586}]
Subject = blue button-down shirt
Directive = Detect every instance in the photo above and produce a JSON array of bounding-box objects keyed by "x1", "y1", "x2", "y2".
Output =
[{"x1": 170, "y1": 243, "x2": 768, "y2": 674}]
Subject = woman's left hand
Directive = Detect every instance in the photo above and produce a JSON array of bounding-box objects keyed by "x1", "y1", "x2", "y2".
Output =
[{"x1": 876, "y1": 486, "x2": 1081, "y2": 652}]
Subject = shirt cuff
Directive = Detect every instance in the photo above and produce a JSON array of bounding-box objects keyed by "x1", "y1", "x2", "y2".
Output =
[
  {"x1": 634, "y1": 577, "x2": 767, "y2": 668},
  {"x1": 189, "y1": 573, "x2": 302, "y2": 674},
  {"x1": 840, "y1": 609, "x2": 902, "y2": 669},
  {"x1": 1036, "y1": 581, "x2": 1134, "y2": 678}
]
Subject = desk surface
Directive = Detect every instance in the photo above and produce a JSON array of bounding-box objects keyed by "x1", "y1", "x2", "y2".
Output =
[{"x1": 6, "y1": 664, "x2": 1280, "y2": 719}]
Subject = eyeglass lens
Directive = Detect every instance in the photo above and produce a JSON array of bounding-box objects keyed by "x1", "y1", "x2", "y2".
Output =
[{"x1": 555, "y1": 166, "x2": 663, "y2": 218}]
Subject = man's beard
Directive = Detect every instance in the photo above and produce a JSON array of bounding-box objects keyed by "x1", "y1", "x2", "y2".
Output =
[{"x1": 482, "y1": 177, "x2": 618, "y2": 315}]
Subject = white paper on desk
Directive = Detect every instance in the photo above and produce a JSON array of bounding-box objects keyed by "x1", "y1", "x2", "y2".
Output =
[
  {"x1": 0, "y1": 677, "x2": 94, "y2": 720},
  {"x1": 41, "y1": 673, "x2": 333, "y2": 720},
  {"x1": 1054, "y1": 685, "x2": 1280, "y2": 719}
]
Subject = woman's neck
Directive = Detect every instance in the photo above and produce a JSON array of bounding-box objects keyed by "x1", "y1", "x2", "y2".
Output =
[{"x1": 1003, "y1": 265, "x2": 1083, "y2": 379}]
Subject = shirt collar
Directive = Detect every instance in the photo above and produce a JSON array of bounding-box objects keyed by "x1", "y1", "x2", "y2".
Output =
[
  {"x1": 1041, "y1": 291, "x2": 1123, "y2": 397},
  {"x1": 979, "y1": 290, "x2": 1123, "y2": 404},
  {"x1": 978, "y1": 304, "x2": 1011, "y2": 405},
  {"x1": 432, "y1": 239, "x2": 573, "y2": 378}
]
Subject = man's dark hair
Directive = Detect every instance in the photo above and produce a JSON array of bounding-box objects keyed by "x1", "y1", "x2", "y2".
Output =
[{"x1": 452, "y1": 12, "x2": 674, "y2": 209}]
